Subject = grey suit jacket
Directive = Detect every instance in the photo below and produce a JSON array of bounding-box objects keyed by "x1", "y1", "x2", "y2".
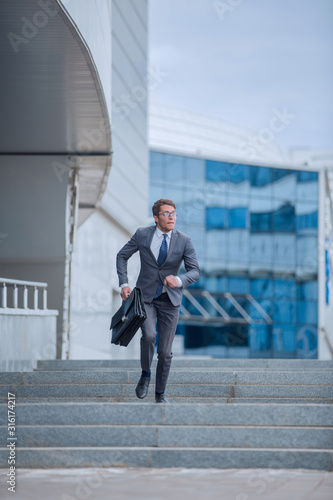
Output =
[{"x1": 116, "y1": 226, "x2": 201, "y2": 306}]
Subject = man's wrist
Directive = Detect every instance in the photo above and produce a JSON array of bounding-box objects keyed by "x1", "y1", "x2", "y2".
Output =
[{"x1": 120, "y1": 283, "x2": 129, "y2": 289}]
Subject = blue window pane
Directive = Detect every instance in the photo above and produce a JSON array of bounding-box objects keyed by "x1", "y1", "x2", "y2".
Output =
[
  {"x1": 273, "y1": 172, "x2": 296, "y2": 202},
  {"x1": 250, "y1": 166, "x2": 272, "y2": 187},
  {"x1": 203, "y1": 276, "x2": 227, "y2": 294},
  {"x1": 164, "y1": 154, "x2": 184, "y2": 184},
  {"x1": 228, "y1": 277, "x2": 250, "y2": 293},
  {"x1": 251, "y1": 278, "x2": 273, "y2": 298},
  {"x1": 274, "y1": 279, "x2": 296, "y2": 299},
  {"x1": 205, "y1": 276, "x2": 218, "y2": 292},
  {"x1": 206, "y1": 161, "x2": 228, "y2": 182},
  {"x1": 228, "y1": 207, "x2": 248, "y2": 228},
  {"x1": 229, "y1": 163, "x2": 249, "y2": 184},
  {"x1": 274, "y1": 301, "x2": 296, "y2": 323},
  {"x1": 273, "y1": 203, "x2": 295, "y2": 232},
  {"x1": 297, "y1": 171, "x2": 318, "y2": 182},
  {"x1": 217, "y1": 276, "x2": 228, "y2": 292},
  {"x1": 184, "y1": 157, "x2": 205, "y2": 184},
  {"x1": 297, "y1": 281, "x2": 318, "y2": 301},
  {"x1": 181, "y1": 189, "x2": 206, "y2": 225},
  {"x1": 296, "y1": 326, "x2": 317, "y2": 358},
  {"x1": 296, "y1": 174, "x2": 318, "y2": 202},
  {"x1": 249, "y1": 324, "x2": 272, "y2": 351},
  {"x1": 251, "y1": 212, "x2": 272, "y2": 232},
  {"x1": 219, "y1": 324, "x2": 249, "y2": 347},
  {"x1": 150, "y1": 152, "x2": 164, "y2": 180},
  {"x1": 297, "y1": 301, "x2": 317, "y2": 325},
  {"x1": 297, "y1": 211, "x2": 318, "y2": 230},
  {"x1": 206, "y1": 207, "x2": 227, "y2": 230},
  {"x1": 273, "y1": 325, "x2": 296, "y2": 352},
  {"x1": 272, "y1": 169, "x2": 296, "y2": 182}
]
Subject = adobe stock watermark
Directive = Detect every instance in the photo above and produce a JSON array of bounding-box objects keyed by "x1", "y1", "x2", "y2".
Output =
[
  {"x1": 7, "y1": 0, "x2": 61, "y2": 54},
  {"x1": 112, "y1": 64, "x2": 169, "y2": 120},
  {"x1": 236, "y1": 461, "x2": 301, "y2": 500},
  {"x1": 61, "y1": 469, "x2": 113, "y2": 500},
  {"x1": 32, "y1": 286, "x2": 114, "y2": 362},
  {"x1": 239, "y1": 107, "x2": 296, "y2": 160},
  {"x1": 52, "y1": 118, "x2": 111, "y2": 183},
  {"x1": 52, "y1": 63, "x2": 168, "y2": 182},
  {"x1": 213, "y1": 0, "x2": 244, "y2": 21}
]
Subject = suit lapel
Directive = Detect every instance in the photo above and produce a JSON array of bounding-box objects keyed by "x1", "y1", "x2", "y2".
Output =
[
  {"x1": 164, "y1": 229, "x2": 178, "y2": 264},
  {"x1": 146, "y1": 226, "x2": 158, "y2": 264}
]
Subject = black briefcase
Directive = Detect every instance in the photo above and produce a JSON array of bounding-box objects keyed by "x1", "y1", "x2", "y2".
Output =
[{"x1": 110, "y1": 287, "x2": 147, "y2": 346}]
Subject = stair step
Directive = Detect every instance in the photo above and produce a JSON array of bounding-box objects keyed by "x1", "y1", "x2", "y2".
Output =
[
  {"x1": 3, "y1": 370, "x2": 333, "y2": 385},
  {"x1": 36, "y1": 359, "x2": 333, "y2": 370},
  {"x1": 1, "y1": 447, "x2": 331, "y2": 470},
  {"x1": 2, "y1": 396, "x2": 332, "y2": 404},
  {"x1": 5, "y1": 424, "x2": 332, "y2": 449},
  {"x1": 2, "y1": 383, "x2": 332, "y2": 399},
  {"x1": 3, "y1": 402, "x2": 331, "y2": 425},
  {"x1": 1, "y1": 358, "x2": 332, "y2": 470}
]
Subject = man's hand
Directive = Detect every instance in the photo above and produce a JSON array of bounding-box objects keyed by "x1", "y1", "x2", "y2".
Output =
[
  {"x1": 164, "y1": 275, "x2": 179, "y2": 288},
  {"x1": 121, "y1": 286, "x2": 132, "y2": 301}
]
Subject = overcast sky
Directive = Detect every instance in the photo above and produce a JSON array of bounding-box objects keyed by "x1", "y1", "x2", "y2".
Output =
[{"x1": 149, "y1": 0, "x2": 333, "y2": 155}]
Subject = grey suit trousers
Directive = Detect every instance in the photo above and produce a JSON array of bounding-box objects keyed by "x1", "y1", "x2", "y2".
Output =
[{"x1": 140, "y1": 292, "x2": 180, "y2": 393}]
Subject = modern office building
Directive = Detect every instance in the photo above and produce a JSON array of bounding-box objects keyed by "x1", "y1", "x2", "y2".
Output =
[{"x1": 149, "y1": 104, "x2": 333, "y2": 359}]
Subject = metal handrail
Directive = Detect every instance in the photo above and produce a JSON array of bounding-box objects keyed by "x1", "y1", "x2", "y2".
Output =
[
  {"x1": 0, "y1": 277, "x2": 48, "y2": 310},
  {"x1": 320, "y1": 327, "x2": 333, "y2": 358},
  {"x1": 180, "y1": 289, "x2": 273, "y2": 325},
  {"x1": 0, "y1": 277, "x2": 48, "y2": 287}
]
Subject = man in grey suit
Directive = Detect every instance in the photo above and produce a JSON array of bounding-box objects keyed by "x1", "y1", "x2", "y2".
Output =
[{"x1": 116, "y1": 198, "x2": 201, "y2": 403}]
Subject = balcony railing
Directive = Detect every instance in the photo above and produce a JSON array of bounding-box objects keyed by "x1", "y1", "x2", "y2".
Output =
[{"x1": 0, "y1": 277, "x2": 48, "y2": 312}]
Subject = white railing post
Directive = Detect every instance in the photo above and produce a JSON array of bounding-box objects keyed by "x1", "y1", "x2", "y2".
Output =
[
  {"x1": 23, "y1": 286, "x2": 28, "y2": 309},
  {"x1": 34, "y1": 286, "x2": 38, "y2": 309},
  {"x1": 0, "y1": 278, "x2": 52, "y2": 314},
  {"x1": 43, "y1": 287, "x2": 47, "y2": 310},
  {"x1": 2, "y1": 283, "x2": 7, "y2": 308},
  {"x1": 13, "y1": 284, "x2": 18, "y2": 308}
]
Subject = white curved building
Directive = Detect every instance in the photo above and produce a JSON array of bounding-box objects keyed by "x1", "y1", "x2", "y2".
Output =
[
  {"x1": 1, "y1": 0, "x2": 149, "y2": 368},
  {"x1": 149, "y1": 102, "x2": 287, "y2": 165}
]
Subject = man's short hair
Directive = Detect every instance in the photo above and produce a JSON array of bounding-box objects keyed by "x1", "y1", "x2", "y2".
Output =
[{"x1": 152, "y1": 198, "x2": 176, "y2": 217}]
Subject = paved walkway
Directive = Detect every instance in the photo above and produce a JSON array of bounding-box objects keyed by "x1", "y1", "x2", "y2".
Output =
[{"x1": 1, "y1": 467, "x2": 332, "y2": 500}]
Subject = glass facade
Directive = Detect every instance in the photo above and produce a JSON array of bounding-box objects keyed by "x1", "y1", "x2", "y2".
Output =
[{"x1": 150, "y1": 151, "x2": 319, "y2": 358}]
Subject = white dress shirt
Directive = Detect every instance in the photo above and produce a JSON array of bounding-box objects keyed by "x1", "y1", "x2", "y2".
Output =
[{"x1": 121, "y1": 227, "x2": 182, "y2": 290}]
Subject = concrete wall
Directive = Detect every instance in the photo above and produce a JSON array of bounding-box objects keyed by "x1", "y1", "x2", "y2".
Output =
[
  {"x1": 0, "y1": 312, "x2": 58, "y2": 371},
  {"x1": 69, "y1": 0, "x2": 149, "y2": 359},
  {"x1": 318, "y1": 170, "x2": 333, "y2": 359},
  {"x1": 0, "y1": 156, "x2": 69, "y2": 356}
]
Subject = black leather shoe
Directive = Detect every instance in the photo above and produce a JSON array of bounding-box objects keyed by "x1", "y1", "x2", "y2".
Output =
[
  {"x1": 155, "y1": 393, "x2": 168, "y2": 403},
  {"x1": 135, "y1": 376, "x2": 150, "y2": 399}
]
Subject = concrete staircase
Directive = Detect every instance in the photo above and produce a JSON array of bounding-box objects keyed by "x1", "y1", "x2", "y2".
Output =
[{"x1": 1, "y1": 358, "x2": 332, "y2": 470}]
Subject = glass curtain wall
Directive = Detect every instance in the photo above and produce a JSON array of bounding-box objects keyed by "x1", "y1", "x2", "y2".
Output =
[{"x1": 150, "y1": 151, "x2": 318, "y2": 358}]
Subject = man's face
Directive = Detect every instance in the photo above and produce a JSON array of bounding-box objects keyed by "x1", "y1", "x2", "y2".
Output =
[{"x1": 154, "y1": 204, "x2": 177, "y2": 233}]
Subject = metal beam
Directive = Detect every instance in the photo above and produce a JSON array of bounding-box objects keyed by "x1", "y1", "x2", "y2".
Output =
[{"x1": 178, "y1": 289, "x2": 273, "y2": 326}]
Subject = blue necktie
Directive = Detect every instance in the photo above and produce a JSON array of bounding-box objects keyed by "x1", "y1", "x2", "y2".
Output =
[{"x1": 154, "y1": 234, "x2": 168, "y2": 298}]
